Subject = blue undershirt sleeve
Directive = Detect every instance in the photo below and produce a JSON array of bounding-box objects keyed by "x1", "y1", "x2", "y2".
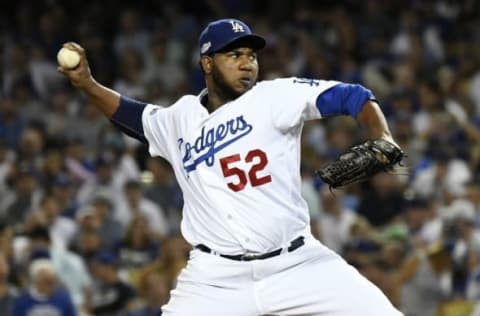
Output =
[
  {"x1": 315, "y1": 83, "x2": 376, "y2": 118},
  {"x1": 110, "y1": 96, "x2": 148, "y2": 144}
]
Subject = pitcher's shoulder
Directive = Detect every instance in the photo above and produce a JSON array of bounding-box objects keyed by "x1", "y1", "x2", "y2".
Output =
[
  {"x1": 254, "y1": 77, "x2": 330, "y2": 91},
  {"x1": 254, "y1": 77, "x2": 298, "y2": 88},
  {"x1": 248, "y1": 78, "x2": 296, "y2": 96}
]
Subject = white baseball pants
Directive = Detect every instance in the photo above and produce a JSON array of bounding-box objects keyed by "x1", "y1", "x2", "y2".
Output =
[{"x1": 162, "y1": 235, "x2": 403, "y2": 315}]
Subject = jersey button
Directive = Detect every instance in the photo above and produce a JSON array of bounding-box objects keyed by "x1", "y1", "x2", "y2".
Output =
[
  {"x1": 227, "y1": 214, "x2": 233, "y2": 220},
  {"x1": 245, "y1": 238, "x2": 250, "y2": 243}
]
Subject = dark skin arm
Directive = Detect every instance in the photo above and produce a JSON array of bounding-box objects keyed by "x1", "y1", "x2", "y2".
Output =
[
  {"x1": 357, "y1": 100, "x2": 398, "y2": 146},
  {"x1": 57, "y1": 42, "x2": 120, "y2": 118}
]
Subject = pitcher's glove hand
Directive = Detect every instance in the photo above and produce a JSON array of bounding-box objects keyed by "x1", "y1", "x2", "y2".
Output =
[{"x1": 315, "y1": 139, "x2": 405, "y2": 189}]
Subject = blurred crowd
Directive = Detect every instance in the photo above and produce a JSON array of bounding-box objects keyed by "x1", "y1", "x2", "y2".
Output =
[{"x1": 0, "y1": 0, "x2": 480, "y2": 315}]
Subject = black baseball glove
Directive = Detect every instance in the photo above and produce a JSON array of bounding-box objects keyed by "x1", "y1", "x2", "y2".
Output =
[{"x1": 315, "y1": 139, "x2": 405, "y2": 189}]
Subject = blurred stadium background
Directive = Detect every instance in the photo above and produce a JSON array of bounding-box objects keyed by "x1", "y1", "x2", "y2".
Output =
[{"x1": 0, "y1": 0, "x2": 480, "y2": 315}]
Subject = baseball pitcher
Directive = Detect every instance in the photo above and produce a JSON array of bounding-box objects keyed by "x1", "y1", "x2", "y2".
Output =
[{"x1": 59, "y1": 18, "x2": 404, "y2": 316}]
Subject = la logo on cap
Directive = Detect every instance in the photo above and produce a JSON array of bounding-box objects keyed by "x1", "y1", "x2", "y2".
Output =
[{"x1": 230, "y1": 20, "x2": 244, "y2": 33}]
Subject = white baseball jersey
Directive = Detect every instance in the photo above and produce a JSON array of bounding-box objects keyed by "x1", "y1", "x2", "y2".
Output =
[{"x1": 142, "y1": 77, "x2": 339, "y2": 255}]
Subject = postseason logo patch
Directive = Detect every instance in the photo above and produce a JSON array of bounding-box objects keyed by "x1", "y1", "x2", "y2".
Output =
[{"x1": 201, "y1": 42, "x2": 211, "y2": 54}]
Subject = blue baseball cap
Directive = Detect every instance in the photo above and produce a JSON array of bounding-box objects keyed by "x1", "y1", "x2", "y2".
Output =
[
  {"x1": 93, "y1": 251, "x2": 118, "y2": 266},
  {"x1": 198, "y1": 19, "x2": 266, "y2": 56}
]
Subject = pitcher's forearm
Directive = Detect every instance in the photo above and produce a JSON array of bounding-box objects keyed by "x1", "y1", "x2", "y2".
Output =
[
  {"x1": 83, "y1": 79, "x2": 120, "y2": 118},
  {"x1": 357, "y1": 100, "x2": 393, "y2": 141}
]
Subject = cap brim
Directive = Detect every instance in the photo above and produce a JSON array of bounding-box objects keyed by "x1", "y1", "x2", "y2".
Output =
[{"x1": 215, "y1": 34, "x2": 266, "y2": 53}]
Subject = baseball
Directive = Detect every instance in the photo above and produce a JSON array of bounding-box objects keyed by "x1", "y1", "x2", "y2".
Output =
[{"x1": 57, "y1": 47, "x2": 80, "y2": 69}]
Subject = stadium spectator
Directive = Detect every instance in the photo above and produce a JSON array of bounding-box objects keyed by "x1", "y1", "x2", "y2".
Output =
[
  {"x1": 116, "y1": 180, "x2": 169, "y2": 238},
  {"x1": 11, "y1": 259, "x2": 76, "y2": 316},
  {"x1": 88, "y1": 251, "x2": 136, "y2": 315},
  {"x1": 27, "y1": 225, "x2": 92, "y2": 311},
  {"x1": 0, "y1": 251, "x2": 17, "y2": 315}
]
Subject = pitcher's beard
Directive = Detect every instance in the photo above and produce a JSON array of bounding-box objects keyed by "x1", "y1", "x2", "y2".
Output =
[{"x1": 211, "y1": 66, "x2": 250, "y2": 102}]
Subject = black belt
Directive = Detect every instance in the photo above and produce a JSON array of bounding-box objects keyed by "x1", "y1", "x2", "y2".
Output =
[{"x1": 195, "y1": 236, "x2": 305, "y2": 261}]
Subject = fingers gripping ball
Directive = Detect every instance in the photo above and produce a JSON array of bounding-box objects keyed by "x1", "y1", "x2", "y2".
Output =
[
  {"x1": 316, "y1": 139, "x2": 405, "y2": 189},
  {"x1": 57, "y1": 47, "x2": 80, "y2": 69}
]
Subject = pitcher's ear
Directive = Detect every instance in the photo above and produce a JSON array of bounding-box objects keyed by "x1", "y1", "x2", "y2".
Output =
[{"x1": 200, "y1": 55, "x2": 213, "y2": 74}]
